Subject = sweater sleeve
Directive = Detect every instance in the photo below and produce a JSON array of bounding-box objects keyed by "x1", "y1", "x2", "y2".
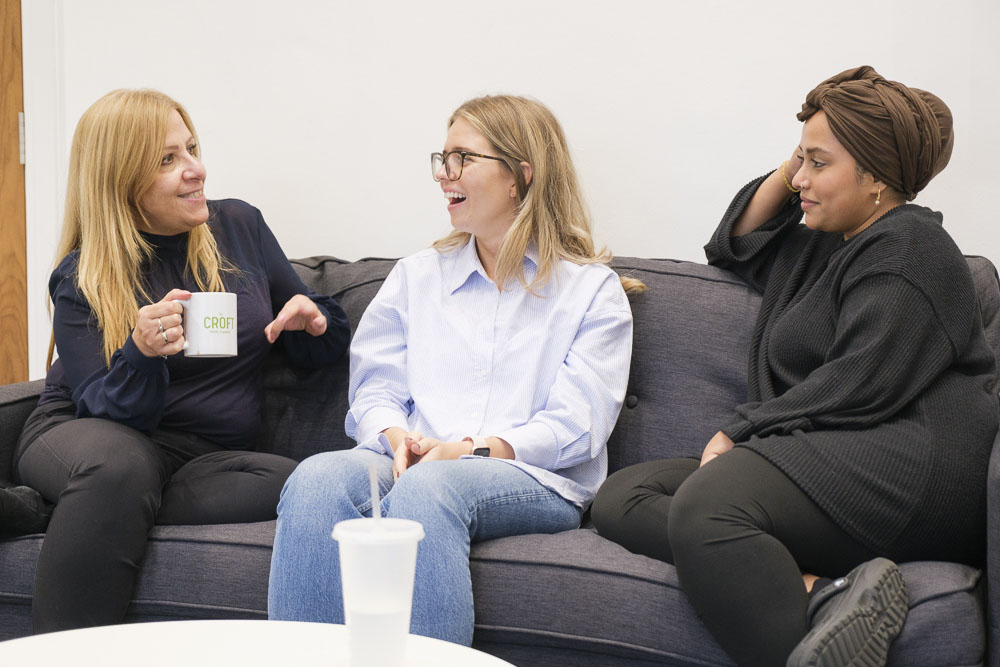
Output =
[
  {"x1": 721, "y1": 272, "x2": 957, "y2": 442},
  {"x1": 254, "y1": 212, "x2": 350, "y2": 369},
  {"x1": 50, "y1": 261, "x2": 169, "y2": 431},
  {"x1": 705, "y1": 172, "x2": 805, "y2": 293}
]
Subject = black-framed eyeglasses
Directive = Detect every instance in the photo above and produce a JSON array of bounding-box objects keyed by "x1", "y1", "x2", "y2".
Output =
[{"x1": 431, "y1": 150, "x2": 506, "y2": 182}]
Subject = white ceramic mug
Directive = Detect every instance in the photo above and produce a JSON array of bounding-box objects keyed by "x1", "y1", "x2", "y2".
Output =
[{"x1": 180, "y1": 292, "x2": 238, "y2": 357}]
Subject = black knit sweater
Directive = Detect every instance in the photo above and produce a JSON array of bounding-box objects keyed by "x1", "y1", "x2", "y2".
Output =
[{"x1": 705, "y1": 175, "x2": 998, "y2": 564}]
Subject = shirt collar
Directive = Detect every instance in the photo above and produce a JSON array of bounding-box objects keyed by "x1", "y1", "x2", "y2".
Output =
[{"x1": 447, "y1": 235, "x2": 540, "y2": 294}]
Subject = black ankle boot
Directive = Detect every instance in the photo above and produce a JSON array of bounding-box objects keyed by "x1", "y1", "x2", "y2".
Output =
[{"x1": 787, "y1": 558, "x2": 908, "y2": 667}]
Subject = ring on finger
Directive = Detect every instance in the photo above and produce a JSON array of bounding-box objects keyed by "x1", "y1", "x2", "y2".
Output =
[
  {"x1": 157, "y1": 318, "x2": 164, "y2": 333},
  {"x1": 162, "y1": 332, "x2": 169, "y2": 344}
]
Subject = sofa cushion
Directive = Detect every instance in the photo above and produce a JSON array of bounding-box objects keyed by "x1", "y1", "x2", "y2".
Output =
[
  {"x1": 0, "y1": 524, "x2": 276, "y2": 641},
  {"x1": 890, "y1": 560, "x2": 985, "y2": 665},
  {"x1": 470, "y1": 528, "x2": 731, "y2": 665}
]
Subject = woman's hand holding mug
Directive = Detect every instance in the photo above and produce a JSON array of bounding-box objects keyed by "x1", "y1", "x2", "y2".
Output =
[{"x1": 133, "y1": 289, "x2": 191, "y2": 358}]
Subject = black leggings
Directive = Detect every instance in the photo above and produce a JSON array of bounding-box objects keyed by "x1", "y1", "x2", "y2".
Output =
[
  {"x1": 591, "y1": 448, "x2": 879, "y2": 667},
  {"x1": 14, "y1": 400, "x2": 298, "y2": 635}
]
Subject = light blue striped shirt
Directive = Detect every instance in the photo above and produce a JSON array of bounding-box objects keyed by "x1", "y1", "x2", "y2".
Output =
[{"x1": 345, "y1": 236, "x2": 633, "y2": 507}]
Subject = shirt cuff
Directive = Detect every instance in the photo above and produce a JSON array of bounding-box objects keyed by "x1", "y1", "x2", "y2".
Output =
[
  {"x1": 354, "y1": 406, "x2": 410, "y2": 451},
  {"x1": 376, "y1": 433, "x2": 394, "y2": 457},
  {"x1": 494, "y1": 421, "x2": 559, "y2": 470}
]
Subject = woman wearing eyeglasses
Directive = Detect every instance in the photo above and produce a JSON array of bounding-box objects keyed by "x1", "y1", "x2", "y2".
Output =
[{"x1": 268, "y1": 94, "x2": 642, "y2": 644}]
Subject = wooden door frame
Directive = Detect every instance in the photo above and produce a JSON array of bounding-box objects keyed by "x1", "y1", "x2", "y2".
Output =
[{"x1": 1, "y1": 0, "x2": 29, "y2": 384}]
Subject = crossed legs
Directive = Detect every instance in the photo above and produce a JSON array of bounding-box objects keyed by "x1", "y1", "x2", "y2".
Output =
[{"x1": 592, "y1": 448, "x2": 876, "y2": 666}]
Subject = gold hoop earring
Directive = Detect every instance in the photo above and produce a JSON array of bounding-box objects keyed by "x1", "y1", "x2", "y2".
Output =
[{"x1": 875, "y1": 187, "x2": 882, "y2": 206}]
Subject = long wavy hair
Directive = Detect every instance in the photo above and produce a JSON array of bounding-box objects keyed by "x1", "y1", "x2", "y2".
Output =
[
  {"x1": 432, "y1": 95, "x2": 644, "y2": 294},
  {"x1": 49, "y1": 89, "x2": 230, "y2": 368}
]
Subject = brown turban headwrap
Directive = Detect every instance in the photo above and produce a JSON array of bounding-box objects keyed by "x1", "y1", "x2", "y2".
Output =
[{"x1": 797, "y1": 65, "x2": 954, "y2": 201}]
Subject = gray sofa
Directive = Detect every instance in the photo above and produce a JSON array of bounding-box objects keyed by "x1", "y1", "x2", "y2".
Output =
[{"x1": 2, "y1": 254, "x2": 999, "y2": 666}]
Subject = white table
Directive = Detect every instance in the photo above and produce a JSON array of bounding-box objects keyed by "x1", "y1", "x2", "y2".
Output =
[{"x1": 0, "y1": 619, "x2": 516, "y2": 666}]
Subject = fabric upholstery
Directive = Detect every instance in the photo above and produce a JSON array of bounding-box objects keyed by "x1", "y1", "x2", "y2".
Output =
[
  {"x1": 970, "y1": 256, "x2": 1000, "y2": 395},
  {"x1": 1, "y1": 255, "x2": 998, "y2": 667},
  {"x1": 0, "y1": 380, "x2": 44, "y2": 482}
]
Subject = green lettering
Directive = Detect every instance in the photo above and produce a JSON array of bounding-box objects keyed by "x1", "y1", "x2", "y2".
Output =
[{"x1": 200, "y1": 314, "x2": 235, "y2": 332}]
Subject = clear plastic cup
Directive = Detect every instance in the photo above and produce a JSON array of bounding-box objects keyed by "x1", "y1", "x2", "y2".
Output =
[{"x1": 332, "y1": 517, "x2": 425, "y2": 667}]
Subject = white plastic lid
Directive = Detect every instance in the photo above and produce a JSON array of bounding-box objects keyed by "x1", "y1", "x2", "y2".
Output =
[{"x1": 331, "y1": 517, "x2": 425, "y2": 544}]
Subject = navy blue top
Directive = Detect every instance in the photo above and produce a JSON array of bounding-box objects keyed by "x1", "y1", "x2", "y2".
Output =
[{"x1": 40, "y1": 199, "x2": 350, "y2": 449}]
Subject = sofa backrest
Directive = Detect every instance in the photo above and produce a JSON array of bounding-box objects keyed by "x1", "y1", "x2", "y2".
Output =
[
  {"x1": 258, "y1": 257, "x2": 394, "y2": 462},
  {"x1": 600, "y1": 258, "x2": 760, "y2": 469},
  {"x1": 259, "y1": 255, "x2": 1000, "y2": 474}
]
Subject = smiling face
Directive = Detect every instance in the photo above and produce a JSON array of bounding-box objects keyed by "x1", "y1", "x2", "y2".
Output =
[
  {"x1": 791, "y1": 111, "x2": 885, "y2": 239},
  {"x1": 436, "y1": 117, "x2": 519, "y2": 248},
  {"x1": 139, "y1": 110, "x2": 209, "y2": 235}
]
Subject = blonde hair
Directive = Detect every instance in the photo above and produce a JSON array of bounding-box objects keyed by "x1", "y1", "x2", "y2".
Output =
[
  {"x1": 432, "y1": 95, "x2": 645, "y2": 294},
  {"x1": 49, "y1": 89, "x2": 230, "y2": 368}
]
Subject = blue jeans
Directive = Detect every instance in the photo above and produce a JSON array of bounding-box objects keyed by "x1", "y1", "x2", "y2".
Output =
[{"x1": 267, "y1": 448, "x2": 582, "y2": 645}]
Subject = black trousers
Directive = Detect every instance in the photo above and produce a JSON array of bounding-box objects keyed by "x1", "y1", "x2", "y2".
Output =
[
  {"x1": 591, "y1": 448, "x2": 880, "y2": 667},
  {"x1": 14, "y1": 400, "x2": 298, "y2": 635}
]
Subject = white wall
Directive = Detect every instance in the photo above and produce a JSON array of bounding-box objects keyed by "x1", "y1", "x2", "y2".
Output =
[{"x1": 21, "y1": 0, "x2": 1000, "y2": 380}]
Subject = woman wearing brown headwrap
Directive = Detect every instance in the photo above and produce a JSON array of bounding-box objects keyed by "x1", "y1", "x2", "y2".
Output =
[{"x1": 592, "y1": 66, "x2": 998, "y2": 666}]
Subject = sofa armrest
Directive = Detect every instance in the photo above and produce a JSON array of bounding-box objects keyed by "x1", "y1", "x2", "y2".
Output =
[
  {"x1": 0, "y1": 380, "x2": 44, "y2": 483},
  {"x1": 986, "y1": 423, "x2": 1000, "y2": 667}
]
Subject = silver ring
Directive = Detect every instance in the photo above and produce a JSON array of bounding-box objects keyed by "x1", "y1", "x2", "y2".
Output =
[
  {"x1": 162, "y1": 332, "x2": 169, "y2": 344},
  {"x1": 157, "y1": 318, "x2": 164, "y2": 333}
]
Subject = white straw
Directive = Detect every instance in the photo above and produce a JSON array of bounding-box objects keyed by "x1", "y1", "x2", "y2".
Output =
[{"x1": 369, "y1": 463, "x2": 381, "y2": 522}]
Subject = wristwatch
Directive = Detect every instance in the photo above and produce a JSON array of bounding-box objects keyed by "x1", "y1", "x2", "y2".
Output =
[{"x1": 463, "y1": 435, "x2": 490, "y2": 457}]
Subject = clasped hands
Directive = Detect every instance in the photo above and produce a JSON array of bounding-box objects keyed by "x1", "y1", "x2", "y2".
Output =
[
  {"x1": 132, "y1": 290, "x2": 327, "y2": 359},
  {"x1": 382, "y1": 427, "x2": 474, "y2": 481}
]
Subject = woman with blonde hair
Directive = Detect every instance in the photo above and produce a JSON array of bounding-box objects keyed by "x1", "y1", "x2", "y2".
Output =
[
  {"x1": 268, "y1": 94, "x2": 640, "y2": 644},
  {"x1": 14, "y1": 88, "x2": 350, "y2": 633}
]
